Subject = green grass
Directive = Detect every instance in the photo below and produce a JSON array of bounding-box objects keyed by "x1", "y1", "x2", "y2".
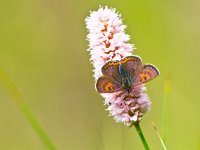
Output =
[
  {"x1": 0, "y1": 69, "x2": 56, "y2": 150},
  {"x1": 162, "y1": 80, "x2": 171, "y2": 145},
  {"x1": 152, "y1": 122, "x2": 167, "y2": 150}
]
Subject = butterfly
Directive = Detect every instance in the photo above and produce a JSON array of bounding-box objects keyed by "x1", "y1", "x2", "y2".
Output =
[{"x1": 96, "y1": 56, "x2": 159, "y2": 93}]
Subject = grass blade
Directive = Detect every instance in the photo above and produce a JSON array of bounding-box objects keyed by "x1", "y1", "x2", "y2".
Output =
[
  {"x1": 162, "y1": 79, "x2": 171, "y2": 145},
  {"x1": 0, "y1": 69, "x2": 56, "y2": 150},
  {"x1": 152, "y1": 122, "x2": 167, "y2": 150}
]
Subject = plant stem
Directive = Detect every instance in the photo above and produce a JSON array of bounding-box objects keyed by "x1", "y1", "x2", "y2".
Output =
[
  {"x1": 134, "y1": 123, "x2": 150, "y2": 150},
  {"x1": 0, "y1": 69, "x2": 56, "y2": 150}
]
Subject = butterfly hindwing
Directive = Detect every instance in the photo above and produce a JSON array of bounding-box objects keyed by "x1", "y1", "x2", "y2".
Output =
[
  {"x1": 133, "y1": 64, "x2": 159, "y2": 86},
  {"x1": 96, "y1": 76, "x2": 122, "y2": 93}
]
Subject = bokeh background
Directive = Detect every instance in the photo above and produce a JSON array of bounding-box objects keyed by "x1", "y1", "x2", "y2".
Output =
[{"x1": 0, "y1": 0, "x2": 200, "y2": 149}]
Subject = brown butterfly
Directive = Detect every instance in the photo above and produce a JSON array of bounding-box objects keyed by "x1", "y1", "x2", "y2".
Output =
[{"x1": 96, "y1": 56, "x2": 159, "y2": 93}]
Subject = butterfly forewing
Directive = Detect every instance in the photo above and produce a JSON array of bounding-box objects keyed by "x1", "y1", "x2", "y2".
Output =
[
  {"x1": 133, "y1": 64, "x2": 159, "y2": 86},
  {"x1": 96, "y1": 76, "x2": 122, "y2": 93},
  {"x1": 102, "y1": 56, "x2": 142, "y2": 81},
  {"x1": 101, "y1": 61, "x2": 121, "y2": 82},
  {"x1": 121, "y1": 56, "x2": 142, "y2": 78}
]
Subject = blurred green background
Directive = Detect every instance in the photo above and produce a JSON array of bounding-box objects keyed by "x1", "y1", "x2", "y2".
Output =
[{"x1": 0, "y1": 0, "x2": 200, "y2": 149}]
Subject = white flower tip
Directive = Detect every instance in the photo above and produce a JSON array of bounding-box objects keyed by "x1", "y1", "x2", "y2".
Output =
[{"x1": 130, "y1": 115, "x2": 138, "y2": 122}]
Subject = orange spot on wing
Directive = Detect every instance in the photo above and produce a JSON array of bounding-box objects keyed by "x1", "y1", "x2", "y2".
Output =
[{"x1": 103, "y1": 82, "x2": 114, "y2": 91}]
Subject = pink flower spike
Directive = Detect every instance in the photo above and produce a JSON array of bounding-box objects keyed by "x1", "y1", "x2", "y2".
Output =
[
  {"x1": 85, "y1": 6, "x2": 134, "y2": 80},
  {"x1": 85, "y1": 6, "x2": 152, "y2": 126}
]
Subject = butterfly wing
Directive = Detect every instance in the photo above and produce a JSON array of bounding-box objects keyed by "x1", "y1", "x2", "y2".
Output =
[
  {"x1": 133, "y1": 64, "x2": 159, "y2": 86},
  {"x1": 101, "y1": 60, "x2": 121, "y2": 82},
  {"x1": 96, "y1": 76, "x2": 122, "y2": 93},
  {"x1": 101, "y1": 56, "x2": 142, "y2": 82},
  {"x1": 121, "y1": 56, "x2": 142, "y2": 75}
]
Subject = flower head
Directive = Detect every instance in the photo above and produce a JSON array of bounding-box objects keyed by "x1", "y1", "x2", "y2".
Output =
[
  {"x1": 85, "y1": 6, "x2": 151, "y2": 126},
  {"x1": 86, "y1": 6, "x2": 133, "y2": 79}
]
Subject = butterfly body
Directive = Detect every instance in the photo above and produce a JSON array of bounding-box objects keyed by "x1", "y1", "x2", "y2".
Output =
[
  {"x1": 96, "y1": 56, "x2": 159, "y2": 93},
  {"x1": 118, "y1": 63, "x2": 132, "y2": 92}
]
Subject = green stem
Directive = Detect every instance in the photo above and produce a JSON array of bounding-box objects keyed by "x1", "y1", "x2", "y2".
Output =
[
  {"x1": 134, "y1": 123, "x2": 150, "y2": 150},
  {"x1": 0, "y1": 69, "x2": 56, "y2": 150}
]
